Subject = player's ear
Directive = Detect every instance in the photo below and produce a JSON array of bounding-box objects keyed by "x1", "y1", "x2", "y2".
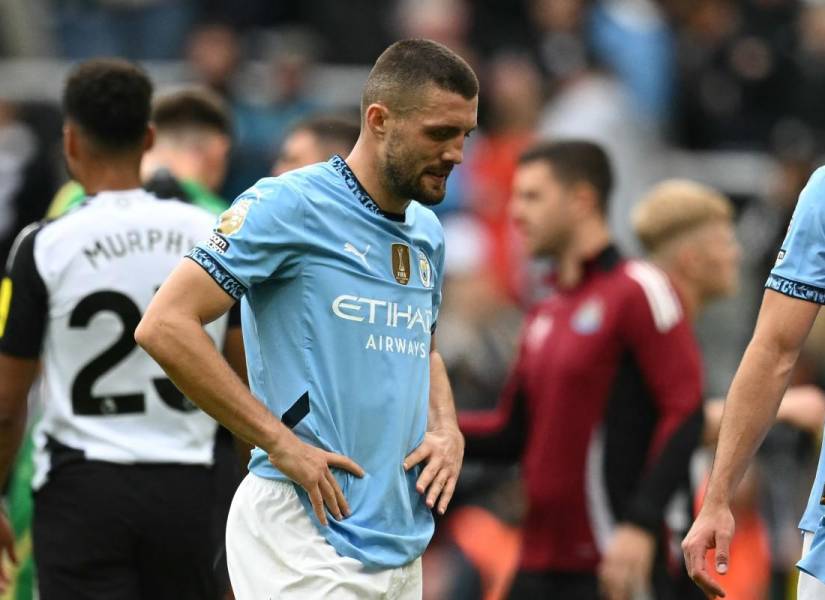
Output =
[
  {"x1": 143, "y1": 124, "x2": 155, "y2": 153},
  {"x1": 364, "y1": 103, "x2": 389, "y2": 140},
  {"x1": 63, "y1": 121, "x2": 81, "y2": 162},
  {"x1": 570, "y1": 182, "x2": 598, "y2": 219}
]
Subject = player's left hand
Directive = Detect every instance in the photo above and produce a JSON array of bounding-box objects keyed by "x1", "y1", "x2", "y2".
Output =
[
  {"x1": 597, "y1": 523, "x2": 656, "y2": 600},
  {"x1": 403, "y1": 426, "x2": 464, "y2": 515}
]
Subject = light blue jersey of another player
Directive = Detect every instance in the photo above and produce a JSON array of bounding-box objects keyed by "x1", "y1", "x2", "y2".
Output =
[
  {"x1": 766, "y1": 166, "x2": 825, "y2": 580},
  {"x1": 187, "y1": 156, "x2": 444, "y2": 569}
]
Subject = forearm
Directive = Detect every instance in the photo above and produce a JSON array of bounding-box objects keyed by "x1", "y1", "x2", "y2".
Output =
[
  {"x1": 136, "y1": 313, "x2": 290, "y2": 453},
  {"x1": 625, "y1": 408, "x2": 704, "y2": 530},
  {"x1": 705, "y1": 337, "x2": 798, "y2": 505},
  {"x1": 0, "y1": 356, "x2": 38, "y2": 488},
  {"x1": 0, "y1": 402, "x2": 27, "y2": 488},
  {"x1": 428, "y1": 350, "x2": 460, "y2": 433}
]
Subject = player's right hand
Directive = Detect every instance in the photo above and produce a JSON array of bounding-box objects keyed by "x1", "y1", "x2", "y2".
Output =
[
  {"x1": 682, "y1": 500, "x2": 735, "y2": 599},
  {"x1": 0, "y1": 509, "x2": 18, "y2": 593},
  {"x1": 268, "y1": 435, "x2": 364, "y2": 526}
]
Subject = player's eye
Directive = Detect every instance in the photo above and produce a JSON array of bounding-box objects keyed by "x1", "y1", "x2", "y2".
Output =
[{"x1": 427, "y1": 128, "x2": 457, "y2": 141}]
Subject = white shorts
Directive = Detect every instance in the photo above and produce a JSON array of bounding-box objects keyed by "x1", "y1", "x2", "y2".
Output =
[
  {"x1": 799, "y1": 532, "x2": 825, "y2": 600},
  {"x1": 226, "y1": 473, "x2": 422, "y2": 600}
]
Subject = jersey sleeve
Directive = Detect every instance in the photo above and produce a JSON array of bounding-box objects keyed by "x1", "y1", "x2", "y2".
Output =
[
  {"x1": 186, "y1": 179, "x2": 305, "y2": 301},
  {"x1": 431, "y1": 238, "x2": 446, "y2": 332},
  {"x1": 0, "y1": 223, "x2": 48, "y2": 358},
  {"x1": 619, "y1": 262, "x2": 704, "y2": 530},
  {"x1": 767, "y1": 167, "x2": 825, "y2": 303}
]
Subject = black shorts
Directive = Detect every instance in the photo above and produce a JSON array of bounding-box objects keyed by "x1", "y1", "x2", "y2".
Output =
[
  {"x1": 33, "y1": 460, "x2": 219, "y2": 600},
  {"x1": 211, "y1": 426, "x2": 245, "y2": 594},
  {"x1": 506, "y1": 571, "x2": 599, "y2": 600}
]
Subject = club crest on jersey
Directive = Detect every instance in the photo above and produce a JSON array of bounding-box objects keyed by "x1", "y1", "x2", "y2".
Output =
[
  {"x1": 572, "y1": 298, "x2": 604, "y2": 335},
  {"x1": 217, "y1": 199, "x2": 252, "y2": 236},
  {"x1": 392, "y1": 243, "x2": 411, "y2": 285},
  {"x1": 417, "y1": 250, "x2": 432, "y2": 288}
]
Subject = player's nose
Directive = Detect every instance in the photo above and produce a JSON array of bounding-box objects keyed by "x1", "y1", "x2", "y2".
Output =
[{"x1": 442, "y1": 138, "x2": 465, "y2": 165}]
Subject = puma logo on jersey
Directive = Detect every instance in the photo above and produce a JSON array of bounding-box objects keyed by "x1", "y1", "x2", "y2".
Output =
[{"x1": 344, "y1": 242, "x2": 370, "y2": 267}]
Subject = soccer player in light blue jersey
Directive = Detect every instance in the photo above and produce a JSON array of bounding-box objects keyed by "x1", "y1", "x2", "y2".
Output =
[
  {"x1": 683, "y1": 166, "x2": 825, "y2": 600},
  {"x1": 136, "y1": 39, "x2": 477, "y2": 599}
]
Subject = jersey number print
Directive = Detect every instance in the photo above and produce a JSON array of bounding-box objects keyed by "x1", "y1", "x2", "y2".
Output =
[{"x1": 69, "y1": 291, "x2": 195, "y2": 415}]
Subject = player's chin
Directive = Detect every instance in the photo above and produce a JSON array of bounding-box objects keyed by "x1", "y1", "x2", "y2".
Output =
[
  {"x1": 416, "y1": 193, "x2": 446, "y2": 206},
  {"x1": 415, "y1": 181, "x2": 447, "y2": 206}
]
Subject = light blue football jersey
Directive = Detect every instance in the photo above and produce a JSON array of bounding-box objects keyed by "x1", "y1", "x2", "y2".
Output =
[
  {"x1": 187, "y1": 156, "x2": 444, "y2": 568},
  {"x1": 766, "y1": 166, "x2": 825, "y2": 579}
]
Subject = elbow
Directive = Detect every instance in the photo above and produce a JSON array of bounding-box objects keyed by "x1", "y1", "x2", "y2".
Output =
[
  {"x1": 134, "y1": 316, "x2": 152, "y2": 351},
  {"x1": 134, "y1": 312, "x2": 168, "y2": 358}
]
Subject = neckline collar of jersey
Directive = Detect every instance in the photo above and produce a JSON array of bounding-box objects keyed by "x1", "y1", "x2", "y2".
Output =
[
  {"x1": 330, "y1": 155, "x2": 406, "y2": 223},
  {"x1": 84, "y1": 188, "x2": 148, "y2": 204},
  {"x1": 548, "y1": 244, "x2": 622, "y2": 289},
  {"x1": 584, "y1": 244, "x2": 621, "y2": 273}
]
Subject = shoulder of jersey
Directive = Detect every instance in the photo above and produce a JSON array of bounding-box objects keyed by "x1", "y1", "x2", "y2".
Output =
[
  {"x1": 248, "y1": 162, "x2": 340, "y2": 208},
  {"x1": 264, "y1": 162, "x2": 333, "y2": 192},
  {"x1": 151, "y1": 194, "x2": 217, "y2": 223},
  {"x1": 811, "y1": 164, "x2": 825, "y2": 184},
  {"x1": 622, "y1": 259, "x2": 684, "y2": 332},
  {"x1": 408, "y1": 202, "x2": 445, "y2": 240},
  {"x1": 408, "y1": 201, "x2": 442, "y2": 226},
  {"x1": 19, "y1": 208, "x2": 78, "y2": 252},
  {"x1": 5, "y1": 220, "x2": 46, "y2": 270},
  {"x1": 803, "y1": 165, "x2": 825, "y2": 200},
  {"x1": 41, "y1": 191, "x2": 212, "y2": 241}
]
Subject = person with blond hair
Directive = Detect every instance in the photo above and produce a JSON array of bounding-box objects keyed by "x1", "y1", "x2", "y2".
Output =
[{"x1": 632, "y1": 179, "x2": 740, "y2": 320}]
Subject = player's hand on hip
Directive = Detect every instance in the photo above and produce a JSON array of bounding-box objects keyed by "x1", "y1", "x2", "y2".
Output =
[
  {"x1": 404, "y1": 427, "x2": 464, "y2": 515},
  {"x1": 597, "y1": 523, "x2": 656, "y2": 600},
  {"x1": 682, "y1": 501, "x2": 734, "y2": 598},
  {"x1": 0, "y1": 509, "x2": 18, "y2": 593},
  {"x1": 268, "y1": 435, "x2": 364, "y2": 526}
]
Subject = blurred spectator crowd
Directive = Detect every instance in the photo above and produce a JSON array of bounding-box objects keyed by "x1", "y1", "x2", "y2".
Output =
[{"x1": 4, "y1": 1, "x2": 825, "y2": 598}]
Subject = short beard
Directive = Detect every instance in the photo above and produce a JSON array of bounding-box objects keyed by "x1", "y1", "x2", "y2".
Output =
[{"x1": 380, "y1": 135, "x2": 446, "y2": 206}]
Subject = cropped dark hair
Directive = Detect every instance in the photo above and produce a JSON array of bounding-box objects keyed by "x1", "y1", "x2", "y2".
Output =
[
  {"x1": 362, "y1": 39, "x2": 478, "y2": 116},
  {"x1": 519, "y1": 140, "x2": 614, "y2": 213},
  {"x1": 62, "y1": 58, "x2": 153, "y2": 152},
  {"x1": 293, "y1": 115, "x2": 360, "y2": 152},
  {"x1": 152, "y1": 87, "x2": 231, "y2": 136}
]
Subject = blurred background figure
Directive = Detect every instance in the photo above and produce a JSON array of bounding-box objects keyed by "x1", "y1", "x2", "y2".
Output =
[
  {"x1": 52, "y1": 0, "x2": 196, "y2": 60},
  {"x1": 0, "y1": 58, "x2": 239, "y2": 600},
  {"x1": 4, "y1": 1, "x2": 825, "y2": 598},
  {"x1": 224, "y1": 30, "x2": 319, "y2": 199},
  {"x1": 272, "y1": 114, "x2": 359, "y2": 176},
  {"x1": 632, "y1": 179, "x2": 740, "y2": 319},
  {"x1": 0, "y1": 101, "x2": 56, "y2": 269},
  {"x1": 47, "y1": 87, "x2": 233, "y2": 217},
  {"x1": 462, "y1": 141, "x2": 704, "y2": 600},
  {"x1": 186, "y1": 24, "x2": 242, "y2": 102},
  {"x1": 141, "y1": 87, "x2": 232, "y2": 213},
  {"x1": 632, "y1": 180, "x2": 745, "y2": 598},
  {"x1": 465, "y1": 51, "x2": 543, "y2": 300}
]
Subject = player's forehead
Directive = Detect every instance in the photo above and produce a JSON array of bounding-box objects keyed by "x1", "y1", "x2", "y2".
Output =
[
  {"x1": 284, "y1": 128, "x2": 319, "y2": 150},
  {"x1": 410, "y1": 85, "x2": 477, "y2": 131},
  {"x1": 515, "y1": 161, "x2": 559, "y2": 187},
  {"x1": 692, "y1": 218, "x2": 735, "y2": 243}
]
